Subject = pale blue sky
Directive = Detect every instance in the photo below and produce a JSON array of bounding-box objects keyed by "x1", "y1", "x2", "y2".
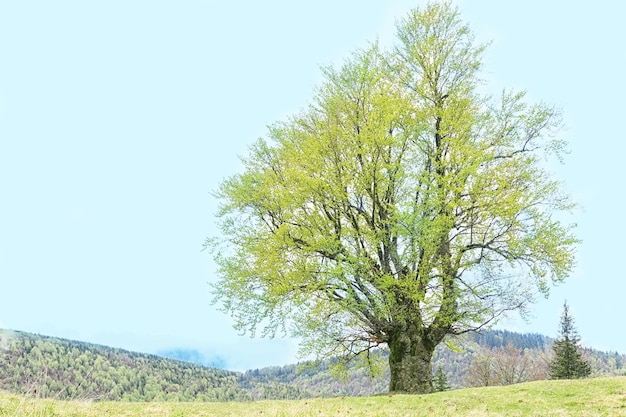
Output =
[{"x1": 1, "y1": 1, "x2": 624, "y2": 370}]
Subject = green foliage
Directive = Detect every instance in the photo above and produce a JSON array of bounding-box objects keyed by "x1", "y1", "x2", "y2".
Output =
[
  {"x1": 0, "y1": 330, "x2": 297, "y2": 402},
  {"x1": 432, "y1": 366, "x2": 450, "y2": 392},
  {"x1": 209, "y1": 1, "x2": 577, "y2": 393},
  {"x1": 549, "y1": 302, "x2": 592, "y2": 379}
]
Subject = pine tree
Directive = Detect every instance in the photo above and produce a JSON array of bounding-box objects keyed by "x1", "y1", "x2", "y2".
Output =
[
  {"x1": 433, "y1": 366, "x2": 450, "y2": 392},
  {"x1": 549, "y1": 301, "x2": 591, "y2": 379}
]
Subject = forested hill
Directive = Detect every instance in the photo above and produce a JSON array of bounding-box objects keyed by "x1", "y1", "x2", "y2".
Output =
[
  {"x1": 471, "y1": 329, "x2": 551, "y2": 349},
  {"x1": 0, "y1": 330, "x2": 304, "y2": 401},
  {"x1": 1, "y1": 329, "x2": 624, "y2": 401}
]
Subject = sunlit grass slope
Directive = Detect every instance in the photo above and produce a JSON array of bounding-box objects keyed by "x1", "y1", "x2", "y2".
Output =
[{"x1": 1, "y1": 377, "x2": 625, "y2": 417}]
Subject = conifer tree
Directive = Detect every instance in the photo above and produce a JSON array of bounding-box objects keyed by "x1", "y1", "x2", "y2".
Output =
[
  {"x1": 433, "y1": 366, "x2": 450, "y2": 391},
  {"x1": 549, "y1": 301, "x2": 591, "y2": 379}
]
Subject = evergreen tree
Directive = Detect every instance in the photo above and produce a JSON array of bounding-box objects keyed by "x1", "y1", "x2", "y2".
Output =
[
  {"x1": 549, "y1": 301, "x2": 591, "y2": 379},
  {"x1": 433, "y1": 366, "x2": 450, "y2": 392}
]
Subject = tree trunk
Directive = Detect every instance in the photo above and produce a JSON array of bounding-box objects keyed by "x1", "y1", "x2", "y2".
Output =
[{"x1": 388, "y1": 330, "x2": 436, "y2": 394}]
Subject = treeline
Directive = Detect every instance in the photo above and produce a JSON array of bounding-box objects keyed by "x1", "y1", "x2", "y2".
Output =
[
  {"x1": 241, "y1": 331, "x2": 549, "y2": 394},
  {"x1": 239, "y1": 359, "x2": 389, "y2": 398},
  {"x1": 472, "y1": 329, "x2": 551, "y2": 350},
  {"x1": 435, "y1": 330, "x2": 625, "y2": 388},
  {"x1": 1, "y1": 329, "x2": 625, "y2": 401},
  {"x1": 434, "y1": 330, "x2": 554, "y2": 388},
  {"x1": 240, "y1": 330, "x2": 626, "y2": 394},
  {"x1": 0, "y1": 330, "x2": 303, "y2": 401}
]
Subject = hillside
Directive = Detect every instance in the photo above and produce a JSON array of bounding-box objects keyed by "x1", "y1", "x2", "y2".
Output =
[
  {"x1": 2, "y1": 377, "x2": 626, "y2": 416},
  {"x1": 0, "y1": 330, "x2": 304, "y2": 401},
  {"x1": 1, "y1": 328, "x2": 624, "y2": 402}
]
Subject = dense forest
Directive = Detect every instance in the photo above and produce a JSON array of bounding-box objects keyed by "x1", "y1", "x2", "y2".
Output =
[
  {"x1": 1, "y1": 329, "x2": 624, "y2": 401},
  {"x1": 0, "y1": 330, "x2": 303, "y2": 401}
]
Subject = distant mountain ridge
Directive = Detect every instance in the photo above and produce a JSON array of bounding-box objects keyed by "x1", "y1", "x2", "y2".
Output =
[{"x1": 1, "y1": 328, "x2": 624, "y2": 401}]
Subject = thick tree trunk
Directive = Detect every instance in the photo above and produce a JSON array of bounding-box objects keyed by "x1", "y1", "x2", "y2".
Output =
[{"x1": 388, "y1": 330, "x2": 436, "y2": 394}]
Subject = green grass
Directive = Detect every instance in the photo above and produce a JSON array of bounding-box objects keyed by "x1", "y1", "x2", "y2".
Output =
[{"x1": 1, "y1": 377, "x2": 625, "y2": 416}]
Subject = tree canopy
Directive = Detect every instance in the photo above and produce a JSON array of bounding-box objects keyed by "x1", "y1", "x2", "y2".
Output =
[{"x1": 209, "y1": 1, "x2": 577, "y2": 393}]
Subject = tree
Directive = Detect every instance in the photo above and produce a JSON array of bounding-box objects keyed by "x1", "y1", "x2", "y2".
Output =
[
  {"x1": 433, "y1": 366, "x2": 450, "y2": 391},
  {"x1": 549, "y1": 301, "x2": 591, "y2": 379},
  {"x1": 209, "y1": 1, "x2": 577, "y2": 394},
  {"x1": 464, "y1": 347, "x2": 494, "y2": 387},
  {"x1": 465, "y1": 343, "x2": 547, "y2": 387}
]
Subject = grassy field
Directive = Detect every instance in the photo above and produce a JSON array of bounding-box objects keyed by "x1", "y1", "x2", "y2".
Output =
[{"x1": 1, "y1": 377, "x2": 625, "y2": 417}]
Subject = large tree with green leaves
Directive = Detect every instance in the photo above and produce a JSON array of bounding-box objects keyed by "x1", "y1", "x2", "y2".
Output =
[
  {"x1": 209, "y1": 2, "x2": 577, "y2": 394},
  {"x1": 549, "y1": 301, "x2": 591, "y2": 379}
]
